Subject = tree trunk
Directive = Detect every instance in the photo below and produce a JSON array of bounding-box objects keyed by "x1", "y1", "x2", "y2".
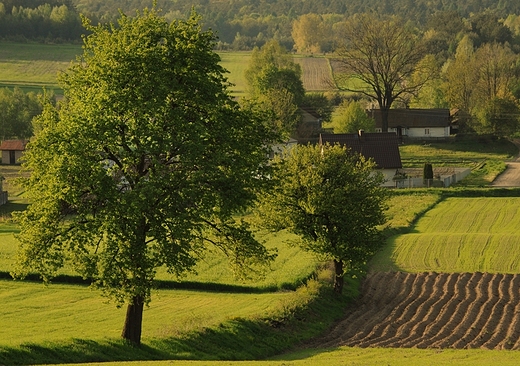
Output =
[
  {"x1": 333, "y1": 259, "x2": 344, "y2": 294},
  {"x1": 121, "y1": 294, "x2": 145, "y2": 345},
  {"x1": 381, "y1": 107, "x2": 389, "y2": 132}
]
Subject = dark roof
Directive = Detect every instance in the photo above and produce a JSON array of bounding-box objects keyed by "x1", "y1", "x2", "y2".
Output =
[
  {"x1": 369, "y1": 108, "x2": 451, "y2": 129},
  {"x1": 319, "y1": 132, "x2": 402, "y2": 169},
  {"x1": 0, "y1": 140, "x2": 27, "y2": 151}
]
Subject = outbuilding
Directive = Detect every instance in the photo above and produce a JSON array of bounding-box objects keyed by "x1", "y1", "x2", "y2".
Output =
[{"x1": 0, "y1": 139, "x2": 27, "y2": 165}]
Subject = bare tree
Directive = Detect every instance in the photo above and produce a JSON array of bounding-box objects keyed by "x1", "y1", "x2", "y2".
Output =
[{"x1": 335, "y1": 14, "x2": 433, "y2": 132}]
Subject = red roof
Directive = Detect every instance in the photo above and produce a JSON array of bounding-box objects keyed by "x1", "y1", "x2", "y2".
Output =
[
  {"x1": 0, "y1": 140, "x2": 27, "y2": 151},
  {"x1": 319, "y1": 132, "x2": 402, "y2": 169}
]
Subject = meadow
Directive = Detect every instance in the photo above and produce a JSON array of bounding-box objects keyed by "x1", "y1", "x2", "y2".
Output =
[{"x1": 0, "y1": 42, "x2": 81, "y2": 95}]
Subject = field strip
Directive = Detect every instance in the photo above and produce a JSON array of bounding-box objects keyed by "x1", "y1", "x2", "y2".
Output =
[
  {"x1": 294, "y1": 57, "x2": 333, "y2": 91},
  {"x1": 385, "y1": 197, "x2": 520, "y2": 273},
  {"x1": 309, "y1": 272, "x2": 520, "y2": 350}
]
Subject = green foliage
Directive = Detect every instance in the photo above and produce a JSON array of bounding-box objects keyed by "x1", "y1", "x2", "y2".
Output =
[
  {"x1": 244, "y1": 40, "x2": 304, "y2": 137},
  {"x1": 475, "y1": 97, "x2": 520, "y2": 137},
  {"x1": 257, "y1": 144, "x2": 388, "y2": 292},
  {"x1": 13, "y1": 9, "x2": 277, "y2": 344},
  {"x1": 0, "y1": 87, "x2": 44, "y2": 139},
  {"x1": 423, "y1": 163, "x2": 434, "y2": 180},
  {"x1": 331, "y1": 99, "x2": 374, "y2": 133},
  {"x1": 301, "y1": 93, "x2": 333, "y2": 123}
]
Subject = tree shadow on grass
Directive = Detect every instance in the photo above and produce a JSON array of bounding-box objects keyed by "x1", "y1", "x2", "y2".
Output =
[
  {"x1": 0, "y1": 284, "x2": 350, "y2": 365},
  {"x1": 0, "y1": 201, "x2": 28, "y2": 221}
]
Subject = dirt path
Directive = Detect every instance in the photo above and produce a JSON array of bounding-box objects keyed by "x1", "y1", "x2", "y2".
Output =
[
  {"x1": 492, "y1": 139, "x2": 520, "y2": 187},
  {"x1": 308, "y1": 272, "x2": 520, "y2": 350}
]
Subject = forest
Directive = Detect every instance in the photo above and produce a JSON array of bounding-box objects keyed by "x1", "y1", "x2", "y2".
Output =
[{"x1": 1, "y1": 0, "x2": 520, "y2": 49}]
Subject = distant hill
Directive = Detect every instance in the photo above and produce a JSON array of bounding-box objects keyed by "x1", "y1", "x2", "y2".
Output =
[{"x1": 2, "y1": 0, "x2": 520, "y2": 48}]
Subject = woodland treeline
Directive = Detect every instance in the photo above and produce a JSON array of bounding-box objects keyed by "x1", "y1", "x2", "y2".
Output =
[{"x1": 2, "y1": 0, "x2": 520, "y2": 49}]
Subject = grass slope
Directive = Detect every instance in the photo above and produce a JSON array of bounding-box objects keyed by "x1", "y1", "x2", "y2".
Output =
[{"x1": 372, "y1": 196, "x2": 520, "y2": 273}]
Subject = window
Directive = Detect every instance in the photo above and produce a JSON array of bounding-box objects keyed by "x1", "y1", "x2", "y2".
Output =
[{"x1": 425, "y1": 128, "x2": 430, "y2": 135}]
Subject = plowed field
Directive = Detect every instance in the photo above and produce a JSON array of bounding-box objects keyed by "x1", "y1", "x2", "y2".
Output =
[
  {"x1": 310, "y1": 272, "x2": 520, "y2": 350},
  {"x1": 294, "y1": 57, "x2": 333, "y2": 91}
]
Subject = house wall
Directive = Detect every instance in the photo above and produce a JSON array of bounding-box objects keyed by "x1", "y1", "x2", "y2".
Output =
[
  {"x1": 1, "y1": 151, "x2": 9, "y2": 164},
  {"x1": 378, "y1": 127, "x2": 450, "y2": 138},
  {"x1": 406, "y1": 126, "x2": 450, "y2": 138},
  {"x1": 379, "y1": 169, "x2": 400, "y2": 187}
]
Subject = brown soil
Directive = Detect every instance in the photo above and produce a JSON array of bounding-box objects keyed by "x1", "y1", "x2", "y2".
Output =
[
  {"x1": 492, "y1": 139, "x2": 520, "y2": 187},
  {"x1": 308, "y1": 272, "x2": 520, "y2": 350}
]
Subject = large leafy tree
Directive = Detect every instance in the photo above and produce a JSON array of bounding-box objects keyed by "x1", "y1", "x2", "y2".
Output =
[
  {"x1": 335, "y1": 13, "x2": 433, "y2": 132},
  {"x1": 256, "y1": 144, "x2": 388, "y2": 294},
  {"x1": 14, "y1": 9, "x2": 276, "y2": 345}
]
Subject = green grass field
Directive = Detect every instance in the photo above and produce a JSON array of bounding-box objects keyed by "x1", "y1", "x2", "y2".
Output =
[
  {"x1": 41, "y1": 347, "x2": 520, "y2": 366},
  {"x1": 371, "y1": 196, "x2": 520, "y2": 273}
]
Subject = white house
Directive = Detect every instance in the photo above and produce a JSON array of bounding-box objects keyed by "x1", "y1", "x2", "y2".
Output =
[{"x1": 369, "y1": 108, "x2": 453, "y2": 140}]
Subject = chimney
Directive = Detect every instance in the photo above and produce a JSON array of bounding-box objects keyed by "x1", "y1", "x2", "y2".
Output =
[{"x1": 358, "y1": 129, "x2": 365, "y2": 142}]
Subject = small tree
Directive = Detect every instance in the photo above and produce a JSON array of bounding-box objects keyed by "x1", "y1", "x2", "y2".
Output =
[
  {"x1": 14, "y1": 9, "x2": 276, "y2": 346},
  {"x1": 332, "y1": 99, "x2": 375, "y2": 133},
  {"x1": 423, "y1": 163, "x2": 434, "y2": 185},
  {"x1": 256, "y1": 144, "x2": 388, "y2": 294}
]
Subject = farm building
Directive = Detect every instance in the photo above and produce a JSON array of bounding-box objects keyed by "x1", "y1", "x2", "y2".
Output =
[
  {"x1": 319, "y1": 131, "x2": 402, "y2": 187},
  {"x1": 369, "y1": 108, "x2": 453, "y2": 140},
  {"x1": 0, "y1": 139, "x2": 27, "y2": 165}
]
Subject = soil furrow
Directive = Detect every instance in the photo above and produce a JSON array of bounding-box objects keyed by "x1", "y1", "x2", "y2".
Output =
[
  {"x1": 310, "y1": 272, "x2": 520, "y2": 350},
  {"x1": 501, "y1": 274, "x2": 520, "y2": 350},
  {"x1": 338, "y1": 272, "x2": 417, "y2": 346},
  {"x1": 365, "y1": 272, "x2": 439, "y2": 348},
  {"x1": 429, "y1": 272, "x2": 482, "y2": 348},
  {"x1": 481, "y1": 274, "x2": 512, "y2": 349},
  {"x1": 414, "y1": 272, "x2": 467, "y2": 348},
  {"x1": 309, "y1": 272, "x2": 410, "y2": 347},
  {"x1": 457, "y1": 273, "x2": 501, "y2": 348},
  {"x1": 352, "y1": 273, "x2": 429, "y2": 347},
  {"x1": 397, "y1": 272, "x2": 453, "y2": 348}
]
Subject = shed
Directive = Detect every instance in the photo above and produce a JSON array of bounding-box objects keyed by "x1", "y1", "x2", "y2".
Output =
[{"x1": 0, "y1": 139, "x2": 27, "y2": 165}]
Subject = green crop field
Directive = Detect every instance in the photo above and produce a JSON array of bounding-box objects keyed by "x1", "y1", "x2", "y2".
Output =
[
  {"x1": 371, "y1": 197, "x2": 520, "y2": 273},
  {"x1": 0, "y1": 42, "x2": 81, "y2": 95}
]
